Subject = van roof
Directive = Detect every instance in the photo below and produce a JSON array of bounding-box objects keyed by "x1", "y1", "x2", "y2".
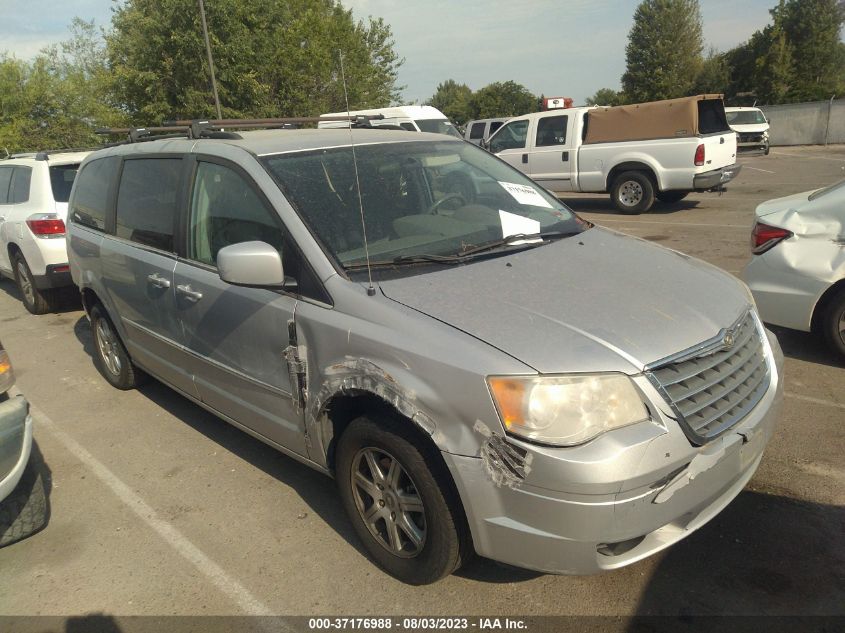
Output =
[{"x1": 321, "y1": 105, "x2": 447, "y2": 120}]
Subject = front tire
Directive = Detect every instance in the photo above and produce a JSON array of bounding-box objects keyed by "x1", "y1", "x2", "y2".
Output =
[
  {"x1": 611, "y1": 171, "x2": 655, "y2": 214},
  {"x1": 12, "y1": 253, "x2": 54, "y2": 315},
  {"x1": 336, "y1": 415, "x2": 467, "y2": 585},
  {"x1": 90, "y1": 304, "x2": 144, "y2": 390},
  {"x1": 821, "y1": 289, "x2": 845, "y2": 360}
]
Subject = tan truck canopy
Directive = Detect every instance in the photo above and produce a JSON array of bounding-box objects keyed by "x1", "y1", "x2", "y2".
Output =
[{"x1": 584, "y1": 95, "x2": 726, "y2": 144}]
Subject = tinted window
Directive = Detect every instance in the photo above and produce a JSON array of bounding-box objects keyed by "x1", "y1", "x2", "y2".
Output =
[
  {"x1": 116, "y1": 158, "x2": 181, "y2": 251},
  {"x1": 489, "y1": 120, "x2": 529, "y2": 153},
  {"x1": 469, "y1": 122, "x2": 486, "y2": 139},
  {"x1": 70, "y1": 157, "x2": 120, "y2": 231},
  {"x1": 536, "y1": 115, "x2": 568, "y2": 146},
  {"x1": 0, "y1": 167, "x2": 12, "y2": 204},
  {"x1": 189, "y1": 162, "x2": 283, "y2": 266},
  {"x1": 9, "y1": 167, "x2": 31, "y2": 203},
  {"x1": 489, "y1": 121, "x2": 504, "y2": 134},
  {"x1": 698, "y1": 100, "x2": 731, "y2": 134},
  {"x1": 49, "y1": 164, "x2": 80, "y2": 203}
]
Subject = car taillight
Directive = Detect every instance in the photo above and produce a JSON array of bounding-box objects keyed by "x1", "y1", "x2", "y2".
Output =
[
  {"x1": 694, "y1": 144, "x2": 705, "y2": 166},
  {"x1": 26, "y1": 214, "x2": 65, "y2": 237},
  {"x1": 751, "y1": 221, "x2": 793, "y2": 254}
]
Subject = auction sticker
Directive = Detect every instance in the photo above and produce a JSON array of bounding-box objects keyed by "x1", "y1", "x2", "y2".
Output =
[{"x1": 498, "y1": 181, "x2": 553, "y2": 208}]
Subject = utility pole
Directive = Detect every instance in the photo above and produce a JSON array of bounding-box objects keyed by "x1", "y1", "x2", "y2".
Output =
[{"x1": 198, "y1": 0, "x2": 223, "y2": 120}]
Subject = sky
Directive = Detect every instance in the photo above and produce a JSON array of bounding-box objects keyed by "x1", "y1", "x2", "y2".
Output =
[{"x1": 0, "y1": 0, "x2": 786, "y2": 105}]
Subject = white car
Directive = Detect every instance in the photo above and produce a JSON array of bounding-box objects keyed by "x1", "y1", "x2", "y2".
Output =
[
  {"x1": 742, "y1": 179, "x2": 845, "y2": 356},
  {"x1": 725, "y1": 107, "x2": 770, "y2": 155},
  {"x1": 0, "y1": 150, "x2": 89, "y2": 314}
]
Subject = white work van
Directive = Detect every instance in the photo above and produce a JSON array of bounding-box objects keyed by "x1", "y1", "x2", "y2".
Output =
[
  {"x1": 319, "y1": 105, "x2": 462, "y2": 138},
  {"x1": 484, "y1": 95, "x2": 740, "y2": 213}
]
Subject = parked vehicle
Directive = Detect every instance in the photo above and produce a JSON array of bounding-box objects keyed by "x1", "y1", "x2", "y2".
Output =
[
  {"x1": 319, "y1": 105, "x2": 462, "y2": 138},
  {"x1": 725, "y1": 107, "x2": 770, "y2": 155},
  {"x1": 0, "y1": 339, "x2": 47, "y2": 547},
  {"x1": 69, "y1": 124, "x2": 782, "y2": 584},
  {"x1": 742, "y1": 179, "x2": 845, "y2": 357},
  {"x1": 464, "y1": 118, "x2": 508, "y2": 145},
  {"x1": 0, "y1": 150, "x2": 89, "y2": 313},
  {"x1": 483, "y1": 95, "x2": 740, "y2": 213}
]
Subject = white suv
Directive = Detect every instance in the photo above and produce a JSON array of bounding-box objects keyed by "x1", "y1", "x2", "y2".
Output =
[{"x1": 0, "y1": 151, "x2": 89, "y2": 313}]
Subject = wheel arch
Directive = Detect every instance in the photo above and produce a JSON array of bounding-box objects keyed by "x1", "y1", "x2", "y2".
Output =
[
  {"x1": 606, "y1": 161, "x2": 659, "y2": 191},
  {"x1": 810, "y1": 278, "x2": 845, "y2": 334}
]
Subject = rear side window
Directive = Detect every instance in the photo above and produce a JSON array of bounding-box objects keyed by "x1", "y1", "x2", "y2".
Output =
[
  {"x1": 116, "y1": 158, "x2": 182, "y2": 251},
  {"x1": 536, "y1": 115, "x2": 568, "y2": 146},
  {"x1": 698, "y1": 100, "x2": 731, "y2": 135},
  {"x1": 9, "y1": 167, "x2": 31, "y2": 203},
  {"x1": 0, "y1": 167, "x2": 12, "y2": 204},
  {"x1": 469, "y1": 122, "x2": 486, "y2": 139},
  {"x1": 70, "y1": 157, "x2": 120, "y2": 231},
  {"x1": 49, "y1": 164, "x2": 80, "y2": 203}
]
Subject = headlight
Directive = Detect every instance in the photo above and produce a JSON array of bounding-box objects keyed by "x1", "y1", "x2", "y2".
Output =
[
  {"x1": 487, "y1": 374, "x2": 649, "y2": 446},
  {"x1": 0, "y1": 349, "x2": 14, "y2": 394}
]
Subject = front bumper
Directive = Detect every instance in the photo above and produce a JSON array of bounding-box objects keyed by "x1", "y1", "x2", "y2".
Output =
[
  {"x1": 694, "y1": 163, "x2": 742, "y2": 191},
  {"x1": 0, "y1": 395, "x2": 32, "y2": 504},
  {"x1": 445, "y1": 331, "x2": 783, "y2": 575}
]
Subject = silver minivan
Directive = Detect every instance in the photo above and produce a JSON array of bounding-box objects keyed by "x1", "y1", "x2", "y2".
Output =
[{"x1": 68, "y1": 127, "x2": 783, "y2": 584}]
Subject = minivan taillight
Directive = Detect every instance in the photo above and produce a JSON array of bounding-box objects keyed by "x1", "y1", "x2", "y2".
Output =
[
  {"x1": 26, "y1": 214, "x2": 65, "y2": 237},
  {"x1": 694, "y1": 144, "x2": 705, "y2": 166},
  {"x1": 751, "y1": 221, "x2": 793, "y2": 254}
]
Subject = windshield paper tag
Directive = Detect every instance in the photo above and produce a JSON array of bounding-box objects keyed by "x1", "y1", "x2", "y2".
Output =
[
  {"x1": 499, "y1": 210, "x2": 541, "y2": 244},
  {"x1": 498, "y1": 181, "x2": 553, "y2": 208}
]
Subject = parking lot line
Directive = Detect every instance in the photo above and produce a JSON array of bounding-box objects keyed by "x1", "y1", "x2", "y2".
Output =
[
  {"x1": 744, "y1": 166, "x2": 776, "y2": 174},
  {"x1": 772, "y1": 150, "x2": 845, "y2": 163},
  {"x1": 585, "y1": 218, "x2": 749, "y2": 229},
  {"x1": 30, "y1": 402, "x2": 277, "y2": 618},
  {"x1": 785, "y1": 392, "x2": 845, "y2": 410}
]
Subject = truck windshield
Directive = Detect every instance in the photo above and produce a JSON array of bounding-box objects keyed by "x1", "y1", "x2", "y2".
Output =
[
  {"x1": 261, "y1": 140, "x2": 585, "y2": 269},
  {"x1": 415, "y1": 119, "x2": 463, "y2": 138},
  {"x1": 726, "y1": 110, "x2": 767, "y2": 125}
]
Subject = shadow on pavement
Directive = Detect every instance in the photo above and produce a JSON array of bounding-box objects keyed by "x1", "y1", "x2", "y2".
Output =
[
  {"x1": 557, "y1": 197, "x2": 701, "y2": 216},
  {"x1": 767, "y1": 325, "x2": 844, "y2": 369},
  {"x1": 0, "y1": 277, "x2": 81, "y2": 315}
]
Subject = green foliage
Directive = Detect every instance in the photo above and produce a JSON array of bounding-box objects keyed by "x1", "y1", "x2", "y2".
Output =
[
  {"x1": 585, "y1": 88, "x2": 627, "y2": 106},
  {"x1": 106, "y1": 0, "x2": 403, "y2": 122},
  {"x1": 426, "y1": 79, "x2": 473, "y2": 125},
  {"x1": 467, "y1": 81, "x2": 537, "y2": 119},
  {"x1": 622, "y1": 0, "x2": 704, "y2": 102},
  {"x1": 692, "y1": 48, "x2": 730, "y2": 94},
  {"x1": 0, "y1": 19, "x2": 127, "y2": 153}
]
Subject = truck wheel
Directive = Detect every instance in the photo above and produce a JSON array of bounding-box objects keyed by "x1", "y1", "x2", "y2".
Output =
[
  {"x1": 90, "y1": 304, "x2": 145, "y2": 390},
  {"x1": 821, "y1": 289, "x2": 845, "y2": 360},
  {"x1": 611, "y1": 171, "x2": 654, "y2": 214},
  {"x1": 656, "y1": 191, "x2": 688, "y2": 204},
  {"x1": 336, "y1": 414, "x2": 468, "y2": 585},
  {"x1": 764, "y1": 143, "x2": 770, "y2": 156},
  {"x1": 12, "y1": 253, "x2": 55, "y2": 315}
]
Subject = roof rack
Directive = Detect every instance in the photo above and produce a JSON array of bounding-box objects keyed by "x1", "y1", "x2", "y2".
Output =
[
  {"x1": 96, "y1": 115, "x2": 386, "y2": 144},
  {"x1": 1, "y1": 147, "x2": 101, "y2": 161}
]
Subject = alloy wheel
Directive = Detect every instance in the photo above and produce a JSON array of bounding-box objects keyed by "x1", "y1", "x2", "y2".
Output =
[
  {"x1": 16, "y1": 261, "x2": 35, "y2": 306},
  {"x1": 619, "y1": 181, "x2": 643, "y2": 206},
  {"x1": 95, "y1": 318, "x2": 123, "y2": 376}
]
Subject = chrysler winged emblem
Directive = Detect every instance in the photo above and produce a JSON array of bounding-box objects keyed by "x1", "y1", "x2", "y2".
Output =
[{"x1": 723, "y1": 332, "x2": 735, "y2": 349}]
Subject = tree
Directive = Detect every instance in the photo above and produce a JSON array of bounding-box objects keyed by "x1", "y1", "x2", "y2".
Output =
[
  {"x1": 105, "y1": 0, "x2": 404, "y2": 123},
  {"x1": 585, "y1": 88, "x2": 627, "y2": 106},
  {"x1": 468, "y1": 81, "x2": 536, "y2": 119},
  {"x1": 426, "y1": 79, "x2": 473, "y2": 125},
  {"x1": 753, "y1": 14, "x2": 795, "y2": 103},
  {"x1": 622, "y1": 0, "x2": 704, "y2": 102}
]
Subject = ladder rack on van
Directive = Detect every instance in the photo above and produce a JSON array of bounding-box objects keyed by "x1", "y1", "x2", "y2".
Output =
[{"x1": 95, "y1": 114, "x2": 386, "y2": 144}]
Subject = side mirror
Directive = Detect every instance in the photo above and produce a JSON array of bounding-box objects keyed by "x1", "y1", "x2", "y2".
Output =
[
  {"x1": 217, "y1": 241, "x2": 286, "y2": 288},
  {"x1": 480, "y1": 138, "x2": 490, "y2": 150}
]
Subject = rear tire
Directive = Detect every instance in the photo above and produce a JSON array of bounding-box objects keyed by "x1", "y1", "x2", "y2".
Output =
[
  {"x1": 821, "y1": 289, "x2": 845, "y2": 360},
  {"x1": 90, "y1": 304, "x2": 145, "y2": 390},
  {"x1": 12, "y1": 253, "x2": 54, "y2": 315},
  {"x1": 0, "y1": 461, "x2": 48, "y2": 547},
  {"x1": 656, "y1": 191, "x2": 689, "y2": 204},
  {"x1": 336, "y1": 414, "x2": 468, "y2": 585},
  {"x1": 611, "y1": 171, "x2": 654, "y2": 214}
]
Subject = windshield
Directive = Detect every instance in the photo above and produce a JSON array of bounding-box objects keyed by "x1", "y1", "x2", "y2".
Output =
[
  {"x1": 415, "y1": 118, "x2": 463, "y2": 138},
  {"x1": 726, "y1": 110, "x2": 767, "y2": 125},
  {"x1": 261, "y1": 140, "x2": 585, "y2": 269},
  {"x1": 809, "y1": 178, "x2": 845, "y2": 201},
  {"x1": 49, "y1": 164, "x2": 80, "y2": 202}
]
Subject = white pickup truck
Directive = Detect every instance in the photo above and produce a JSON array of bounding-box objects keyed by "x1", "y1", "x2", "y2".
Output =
[{"x1": 484, "y1": 95, "x2": 741, "y2": 213}]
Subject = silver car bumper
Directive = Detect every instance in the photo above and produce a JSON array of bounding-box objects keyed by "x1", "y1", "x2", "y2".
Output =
[
  {"x1": 0, "y1": 395, "x2": 32, "y2": 504},
  {"x1": 444, "y1": 332, "x2": 783, "y2": 575}
]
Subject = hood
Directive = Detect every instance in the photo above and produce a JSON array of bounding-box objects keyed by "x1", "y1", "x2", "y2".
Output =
[
  {"x1": 755, "y1": 188, "x2": 844, "y2": 237},
  {"x1": 730, "y1": 123, "x2": 769, "y2": 133},
  {"x1": 379, "y1": 228, "x2": 749, "y2": 374}
]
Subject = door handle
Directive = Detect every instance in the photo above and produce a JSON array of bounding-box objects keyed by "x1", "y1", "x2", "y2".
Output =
[
  {"x1": 147, "y1": 273, "x2": 171, "y2": 289},
  {"x1": 522, "y1": 154, "x2": 528, "y2": 164},
  {"x1": 176, "y1": 284, "x2": 203, "y2": 302},
  {"x1": 720, "y1": 137, "x2": 725, "y2": 144},
  {"x1": 562, "y1": 151, "x2": 569, "y2": 161}
]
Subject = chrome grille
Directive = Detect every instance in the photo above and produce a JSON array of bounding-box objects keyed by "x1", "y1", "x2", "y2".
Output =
[{"x1": 647, "y1": 311, "x2": 770, "y2": 444}]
